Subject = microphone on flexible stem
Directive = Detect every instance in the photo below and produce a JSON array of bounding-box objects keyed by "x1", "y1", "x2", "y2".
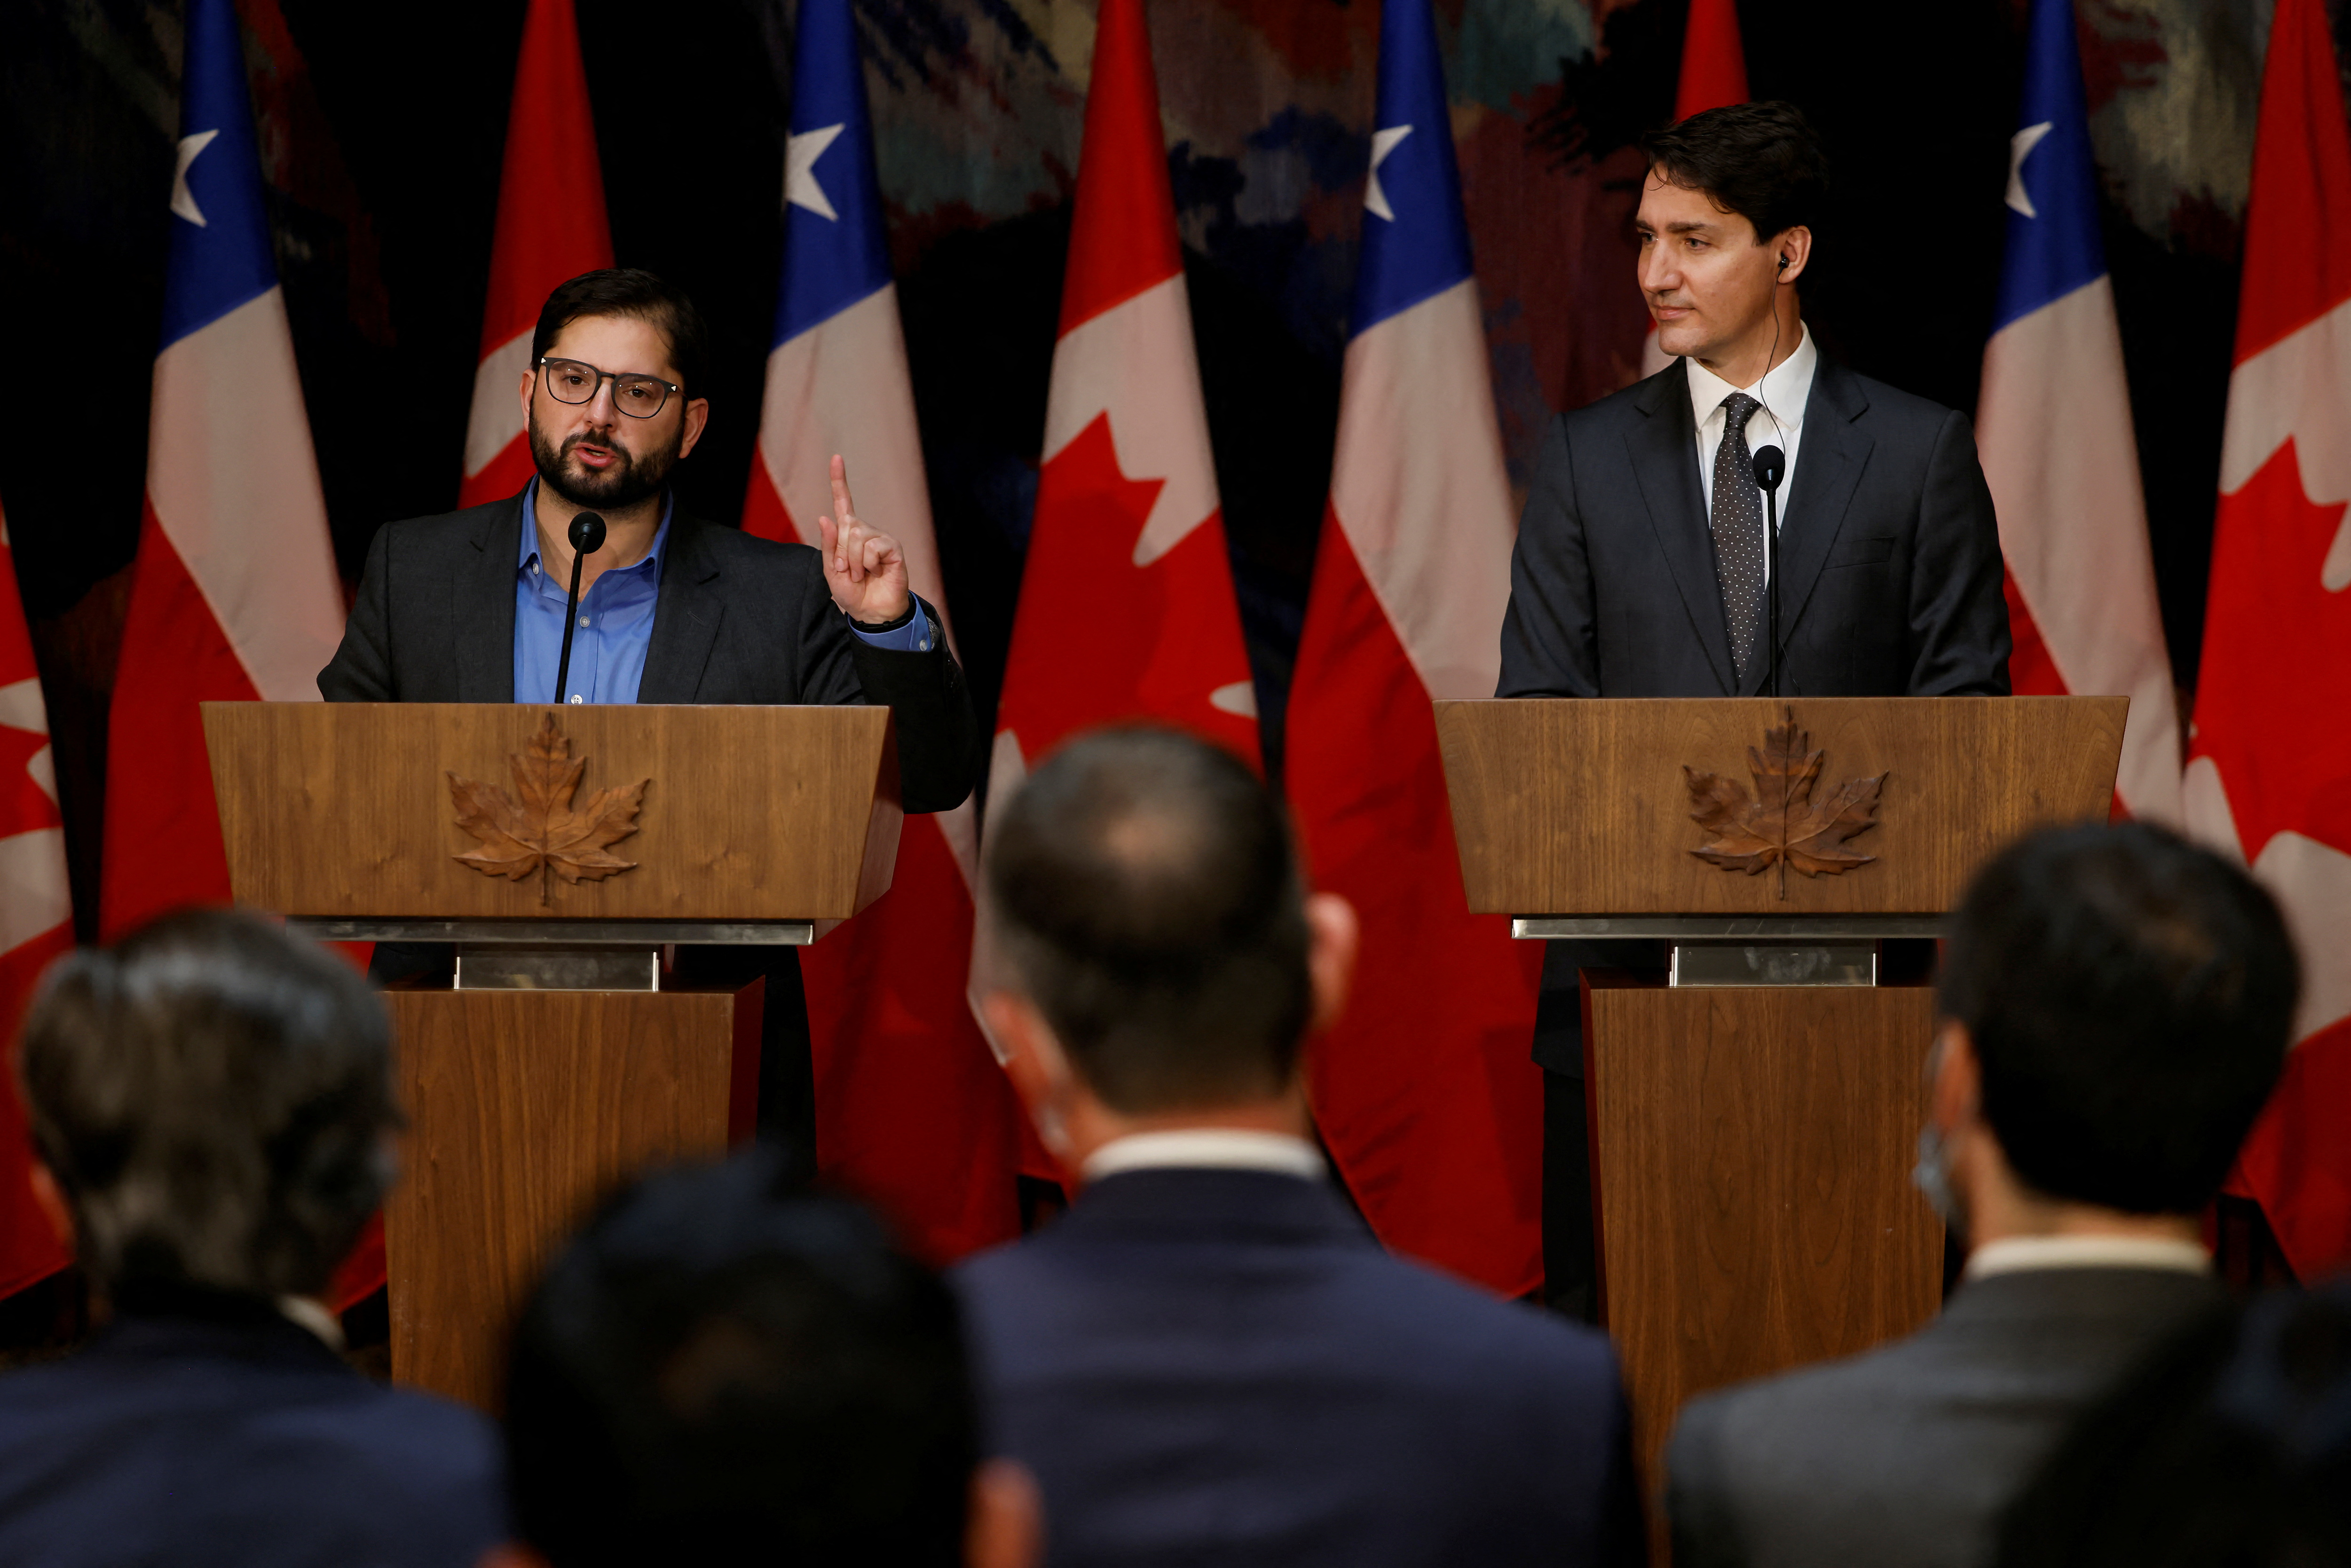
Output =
[
  {"x1": 552, "y1": 511, "x2": 607, "y2": 705},
  {"x1": 1751, "y1": 446, "x2": 1786, "y2": 699}
]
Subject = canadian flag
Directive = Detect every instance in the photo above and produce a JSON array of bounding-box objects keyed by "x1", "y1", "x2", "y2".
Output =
[
  {"x1": 1977, "y1": 0, "x2": 2180, "y2": 823},
  {"x1": 459, "y1": 0, "x2": 613, "y2": 507},
  {"x1": 1286, "y1": 0, "x2": 1542, "y2": 1295},
  {"x1": 100, "y1": 0, "x2": 345, "y2": 940},
  {"x1": 743, "y1": 0, "x2": 1023, "y2": 1261},
  {"x1": 1639, "y1": 0, "x2": 1748, "y2": 378},
  {"x1": 2184, "y1": 0, "x2": 2351, "y2": 1278},
  {"x1": 990, "y1": 0, "x2": 1258, "y2": 790},
  {"x1": 0, "y1": 504, "x2": 74, "y2": 1300}
]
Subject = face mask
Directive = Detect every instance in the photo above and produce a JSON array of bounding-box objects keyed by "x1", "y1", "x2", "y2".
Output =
[{"x1": 1913, "y1": 1121, "x2": 1968, "y2": 1240}]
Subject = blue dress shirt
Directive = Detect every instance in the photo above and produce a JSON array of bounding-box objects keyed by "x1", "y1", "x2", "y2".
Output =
[{"x1": 513, "y1": 481, "x2": 933, "y2": 705}]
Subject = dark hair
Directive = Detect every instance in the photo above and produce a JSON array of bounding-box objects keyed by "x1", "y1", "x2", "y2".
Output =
[
  {"x1": 1939, "y1": 822, "x2": 2298, "y2": 1215},
  {"x1": 984, "y1": 726, "x2": 1309, "y2": 1114},
  {"x1": 531, "y1": 268, "x2": 710, "y2": 397},
  {"x1": 16, "y1": 908, "x2": 399, "y2": 1300},
  {"x1": 1640, "y1": 100, "x2": 1829, "y2": 246},
  {"x1": 1996, "y1": 1285, "x2": 2351, "y2": 1568},
  {"x1": 505, "y1": 1149, "x2": 977, "y2": 1568}
]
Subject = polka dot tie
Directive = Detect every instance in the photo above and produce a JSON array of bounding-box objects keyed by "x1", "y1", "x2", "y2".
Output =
[{"x1": 1711, "y1": 391, "x2": 1767, "y2": 683}]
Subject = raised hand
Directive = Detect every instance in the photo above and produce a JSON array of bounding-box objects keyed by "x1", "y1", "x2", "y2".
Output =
[{"x1": 816, "y1": 453, "x2": 912, "y2": 626}]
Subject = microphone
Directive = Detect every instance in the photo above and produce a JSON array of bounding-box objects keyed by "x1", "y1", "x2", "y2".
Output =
[
  {"x1": 1751, "y1": 447, "x2": 1785, "y2": 699},
  {"x1": 552, "y1": 511, "x2": 607, "y2": 705}
]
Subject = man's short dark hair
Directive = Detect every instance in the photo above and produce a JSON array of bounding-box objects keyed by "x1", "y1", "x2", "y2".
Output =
[
  {"x1": 1641, "y1": 100, "x2": 1829, "y2": 246},
  {"x1": 1939, "y1": 822, "x2": 2299, "y2": 1215},
  {"x1": 984, "y1": 726, "x2": 1309, "y2": 1114},
  {"x1": 16, "y1": 909, "x2": 399, "y2": 1300},
  {"x1": 532, "y1": 267, "x2": 710, "y2": 397},
  {"x1": 505, "y1": 1149, "x2": 977, "y2": 1568}
]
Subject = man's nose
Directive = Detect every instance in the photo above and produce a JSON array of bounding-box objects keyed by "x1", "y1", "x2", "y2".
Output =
[{"x1": 1640, "y1": 247, "x2": 1678, "y2": 296}]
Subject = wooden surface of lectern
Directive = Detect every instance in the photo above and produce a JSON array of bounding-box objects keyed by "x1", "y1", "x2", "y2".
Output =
[
  {"x1": 204, "y1": 701, "x2": 902, "y2": 1410},
  {"x1": 1436, "y1": 696, "x2": 2125, "y2": 1486}
]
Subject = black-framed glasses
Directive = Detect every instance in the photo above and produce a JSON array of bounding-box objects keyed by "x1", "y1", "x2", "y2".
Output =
[{"x1": 535, "y1": 356, "x2": 679, "y2": 419}]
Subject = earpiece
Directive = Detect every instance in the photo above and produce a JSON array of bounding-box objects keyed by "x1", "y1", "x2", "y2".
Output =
[{"x1": 1776, "y1": 254, "x2": 1790, "y2": 270}]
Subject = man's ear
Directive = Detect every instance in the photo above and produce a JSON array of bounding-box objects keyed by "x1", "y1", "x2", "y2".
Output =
[
  {"x1": 1303, "y1": 892, "x2": 1360, "y2": 1036},
  {"x1": 1930, "y1": 1020, "x2": 1981, "y2": 1134},
  {"x1": 981, "y1": 992, "x2": 1070, "y2": 1119},
  {"x1": 29, "y1": 1162, "x2": 72, "y2": 1253},
  {"x1": 965, "y1": 1458, "x2": 1044, "y2": 1568},
  {"x1": 516, "y1": 367, "x2": 537, "y2": 431},
  {"x1": 678, "y1": 396, "x2": 711, "y2": 460},
  {"x1": 1770, "y1": 224, "x2": 1813, "y2": 284}
]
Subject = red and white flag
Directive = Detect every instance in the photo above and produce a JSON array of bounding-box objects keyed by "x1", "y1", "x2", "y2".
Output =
[
  {"x1": 460, "y1": 0, "x2": 613, "y2": 507},
  {"x1": 1286, "y1": 0, "x2": 1542, "y2": 1295},
  {"x1": 100, "y1": 0, "x2": 345, "y2": 939},
  {"x1": 1640, "y1": 0, "x2": 1748, "y2": 377},
  {"x1": 990, "y1": 0, "x2": 1259, "y2": 793},
  {"x1": 0, "y1": 503, "x2": 74, "y2": 1300},
  {"x1": 1977, "y1": 0, "x2": 2181, "y2": 823},
  {"x1": 2185, "y1": 0, "x2": 2351, "y2": 1278},
  {"x1": 744, "y1": 0, "x2": 1024, "y2": 1261}
]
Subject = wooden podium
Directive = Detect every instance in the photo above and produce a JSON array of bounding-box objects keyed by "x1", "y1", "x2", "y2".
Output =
[
  {"x1": 203, "y1": 701, "x2": 902, "y2": 1409},
  {"x1": 1436, "y1": 696, "x2": 2125, "y2": 1478}
]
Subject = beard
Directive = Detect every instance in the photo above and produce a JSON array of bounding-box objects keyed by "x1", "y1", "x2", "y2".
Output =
[{"x1": 528, "y1": 412, "x2": 683, "y2": 511}]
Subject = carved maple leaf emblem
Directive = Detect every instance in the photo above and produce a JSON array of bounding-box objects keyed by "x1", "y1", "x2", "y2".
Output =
[
  {"x1": 1682, "y1": 709, "x2": 1885, "y2": 896},
  {"x1": 448, "y1": 714, "x2": 648, "y2": 905}
]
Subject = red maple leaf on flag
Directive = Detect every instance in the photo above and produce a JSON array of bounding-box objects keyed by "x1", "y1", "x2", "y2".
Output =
[{"x1": 2190, "y1": 439, "x2": 2351, "y2": 862}]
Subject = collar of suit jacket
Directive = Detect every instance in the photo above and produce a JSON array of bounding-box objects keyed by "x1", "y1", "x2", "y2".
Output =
[
  {"x1": 1081, "y1": 1128, "x2": 1325, "y2": 1184},
  {"x1": 1964, "y1": 1234, "x2": 2211, "y2": 1282}
]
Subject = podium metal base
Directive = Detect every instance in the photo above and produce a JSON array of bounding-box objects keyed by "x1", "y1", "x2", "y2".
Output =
[
  {"x1": 453, "y1": 945, "x2": 659, "y2": 992},
  {"x1": 1669, "y1": 942, "x2": 1878, "y2": 987}
]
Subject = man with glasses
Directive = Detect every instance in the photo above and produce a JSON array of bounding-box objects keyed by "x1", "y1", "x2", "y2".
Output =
[{"x1": 319, "y1": 268, "x2": 979, "y2": 1149}]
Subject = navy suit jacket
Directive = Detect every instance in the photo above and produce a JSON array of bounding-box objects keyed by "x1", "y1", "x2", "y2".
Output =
[
  {"x1": 0, "y1": 1300, "x2": 506, "y2": 1568},
  {"x1": 955, "y1": 1168, "x2": 1642, "y2": 1568}
]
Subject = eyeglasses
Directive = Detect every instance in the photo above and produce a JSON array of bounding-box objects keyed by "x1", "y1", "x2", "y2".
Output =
[{"x1": 534, "y1": 357, "x2": 680, "y2": 419}]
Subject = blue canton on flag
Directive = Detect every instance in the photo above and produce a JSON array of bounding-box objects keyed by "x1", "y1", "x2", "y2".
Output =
[
  {"x1": 1991, "y1": 0, "x2": 2108, "y2": 332},
  {"x1": 1349, "y1": 0, "x2": 1475, "y2": 337},
  {"x1": 775, "y1": 0, "x2": 894, "y2": 345},
  {"x1": 162, "y1": 0, "x2": 282, "y2": 350}
]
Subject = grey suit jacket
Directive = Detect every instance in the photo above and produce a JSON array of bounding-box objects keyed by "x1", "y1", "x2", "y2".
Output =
[
  {"x1": 1665, "y1": 1267, "x2": 2224, "y2": 1568},
  {"x1": 1498, "y1": 354, "x2": 2011, "y2": 700},
  {"x1": 317, "y1": 493, "x2": 980, "y2": 813}
]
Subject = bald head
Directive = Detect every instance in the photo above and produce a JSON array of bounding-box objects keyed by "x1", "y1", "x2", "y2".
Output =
[{"x1": 983, "y1": 728, "x2": 1308, "y2": 1115}]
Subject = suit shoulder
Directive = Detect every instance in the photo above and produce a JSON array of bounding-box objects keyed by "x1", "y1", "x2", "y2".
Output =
[
  {"x1": 1838, "y1": 364, "x2": 1970, "y2": 436},
  {"x1": 372, "y1": 499, "x2": 518, "y2": 549},
  {"x1": 672, "y1": 515, "x2": 826, "y2": 578},
  {"x1": 1556, "y1": 368, "x2": 1673, "y2": 436}
]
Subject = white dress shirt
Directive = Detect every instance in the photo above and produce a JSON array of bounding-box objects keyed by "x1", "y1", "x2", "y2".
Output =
[
  {"x1": 1686, "y1": 323, "x2": 1819, "y2": 583},
  {"x1": 1081, "y1": 1128, "x2": 1326, "y2": 1184},
  {"x1": 1962, "y1": 1234, "x2": 2211, "y2": 1283}
]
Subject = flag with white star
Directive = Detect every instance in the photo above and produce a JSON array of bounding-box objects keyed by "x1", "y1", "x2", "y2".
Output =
[
  {"x1": 745, "y1": 0, "x2": 1030, "y2": 1263},
  {"x1": 102, "y1": 0, "x2": 343, "y2": 941},
  {"x1": 1975, "y1": 0, "x2": 2179, "y2": 826},
  {"x1": 1287, "y1": 0, "x2": 1543, "y2": 1296}
]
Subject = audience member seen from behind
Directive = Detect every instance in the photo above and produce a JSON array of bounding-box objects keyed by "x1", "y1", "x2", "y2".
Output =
[
  {"x1": 493, "y1": 1146, "x2": 1039, "y2": 1568},
  {"x1": 958, "y1": 726, "x2": 1641, "y2": 1568},
  {"x1": 0, "y1": 909, "x2": 505, "y2": 1568},
  {"x1": 1996, "y1": 1281, "x2": 2351, "y2": 1568},
  {"x1": 1667, "y1": 822, "x2": 2299, "y2": 1568}
]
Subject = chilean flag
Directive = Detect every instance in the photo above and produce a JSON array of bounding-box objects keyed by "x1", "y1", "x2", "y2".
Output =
[
  {"x1": 2185, "y1": 0, "x2": 2351, "y2": 1278},
  {"x1": 1639, "y1": 0, "x2": 1748, "y2": 378},
  {"x1": 743, "y1": 0, "x2": 1024, "y2": 1262},
  {"x1": 1976, "y1": 0, "x2": 2180, "y2": 824},
  {"x1": 990, "y1": 0, "x2": 1259, "y2": 786},
  {"x1": 0, "y1": 503, "x2": 74, "y2": 1300},
  {"x1": 1286, "y1": 0, "x2": 1542, "y2": 1296},
  {"x1": 459, "y1": 0, "x2": 613, "y2": 507},
  {"x1": 99, "y1": 0, "x2": 345, "y2": 940}
]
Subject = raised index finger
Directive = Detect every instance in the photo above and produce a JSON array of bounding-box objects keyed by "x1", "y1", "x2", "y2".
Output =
[{"x1": 829, "y1": 453, "x2": 856, "y2": 525}]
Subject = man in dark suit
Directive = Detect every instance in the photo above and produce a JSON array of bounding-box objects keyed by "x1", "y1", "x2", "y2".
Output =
[
  {"x1": 495, "y1": 1148, "x2": 1038, "y2": 1568},
  {"x1": 1665, "y1": 822, "x2": 2299, "y2": 1568},
  {"x1": 1496, "y1": 102, "x2": 2012, "y2": 1311},
  {"x1": 955, "y1": 728, "x2": 1641, "y2": 1568},
  {"x1": 319, "y1": 268, "x2": 980, "y2": 1146},
  {"x1": 0, "y1": 910, "x2": 506, "y2": 1568}
]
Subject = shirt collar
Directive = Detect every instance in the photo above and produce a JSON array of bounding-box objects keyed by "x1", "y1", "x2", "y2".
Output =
[
  {"x1": 1081, "y1": 1128, "x2": 1327, "y2": 1185},
  {"x1": 1963, "y1": 1234, "x2": 2212, "y2": 1283},
  {"x1": 1685, "y1": 320, "x2": 1817, "y2": 438},
  {"x1": 518, "y1": 478, "x2": 673, "y2": 579}
]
